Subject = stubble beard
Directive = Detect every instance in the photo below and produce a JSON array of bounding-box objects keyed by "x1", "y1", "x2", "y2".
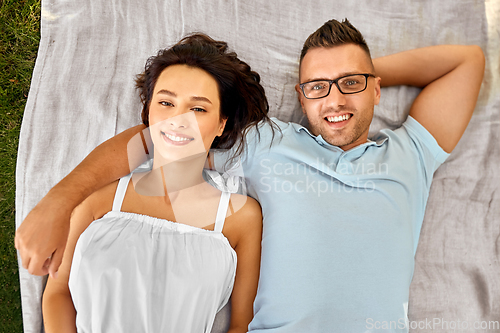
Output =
[{"x1": 307, "y1": 107, "x2": 373, "y2": 149}]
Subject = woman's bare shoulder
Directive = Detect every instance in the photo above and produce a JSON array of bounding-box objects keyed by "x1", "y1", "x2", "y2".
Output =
[
  {"x1": 228, "y1": 194, "x2": 261, "y2": 221},
  {"x1": 224, "y1": 194, "x2": 262, "y2": 246}
]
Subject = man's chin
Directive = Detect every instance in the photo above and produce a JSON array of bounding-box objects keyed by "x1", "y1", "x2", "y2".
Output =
[
  {"x1": 320, "y1": 125, "x2": 369, "y2": 150},
  {"x1": 323, "y1": 136, "x2": 353, "y2": 148},
  {"x1": 322, "y1": 131, "x2": 368, "y2": 150}
]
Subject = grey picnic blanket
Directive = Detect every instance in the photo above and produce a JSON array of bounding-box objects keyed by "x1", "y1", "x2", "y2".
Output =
[{"x1": 16, "y1": 0, "x2": 500, "y2": 332}]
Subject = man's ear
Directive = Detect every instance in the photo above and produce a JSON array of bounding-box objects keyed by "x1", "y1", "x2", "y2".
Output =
[
  {"x1": 295, "y1": 84, "x2": 306, "y2": 114},
  {"x1": 217, "y1": 118, "x2": 228, "y2": 136},
  {"x1": 373, "y1": 76, "x2": 382, "y2": 105}
]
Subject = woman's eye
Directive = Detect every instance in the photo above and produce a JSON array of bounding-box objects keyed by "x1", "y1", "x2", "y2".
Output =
[
  {"x1": 192, "y1": 107, "x2": 207, "y2": 112},
  {"x1": 160, "y1": 101, "x2": 173, "y2": 107}
]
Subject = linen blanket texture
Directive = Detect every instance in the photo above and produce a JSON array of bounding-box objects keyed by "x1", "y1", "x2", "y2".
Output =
[{"x1": 16, "y1": 0, "x2": 500, "y2": 332}]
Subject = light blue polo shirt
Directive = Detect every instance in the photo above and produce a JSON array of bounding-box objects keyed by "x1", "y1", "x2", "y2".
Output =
[{"x1": 215, "y1": 116, "x2": 449, "y2": 333}]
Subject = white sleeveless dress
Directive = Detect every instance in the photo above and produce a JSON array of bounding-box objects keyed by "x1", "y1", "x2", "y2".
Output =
[{"x1": 68, "y1": 173, "x2": 237, "y2": 333}]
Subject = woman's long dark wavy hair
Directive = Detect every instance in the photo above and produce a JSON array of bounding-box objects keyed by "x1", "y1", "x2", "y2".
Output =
[{"x1": 135, "y1": 33, "x2": 272, "y2": 158}]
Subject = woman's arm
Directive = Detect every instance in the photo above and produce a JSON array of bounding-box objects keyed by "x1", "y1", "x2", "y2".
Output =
[
  {"x1": 16, "y1": 124, "x2": 147, "y2": 277},
  {"x1": 226, "y1": 197, "x2": 263, "y2": 333},
  {"x1": 42, "y1": 183, "x2": 115, "y2": 333},
  {"x1": 42, "y1": 200, "x2": 93, "y2": 333}
]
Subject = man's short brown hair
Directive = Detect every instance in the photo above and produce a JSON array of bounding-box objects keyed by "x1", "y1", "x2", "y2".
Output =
[{"x1": 300, "y1": 18, "x2": 372, "y2": 65}]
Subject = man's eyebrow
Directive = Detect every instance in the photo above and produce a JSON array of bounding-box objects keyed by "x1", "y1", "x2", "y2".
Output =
[{"x1": 303, "y1": 71, "x2": 363, "y2": 83}]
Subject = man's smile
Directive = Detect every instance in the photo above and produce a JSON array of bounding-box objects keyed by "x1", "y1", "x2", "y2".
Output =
[{"x1": 324, "y1": 113, "x2": 353, "y2": 128}]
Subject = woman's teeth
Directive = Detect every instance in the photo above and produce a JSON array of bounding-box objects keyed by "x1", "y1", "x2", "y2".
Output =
[
  {"x1": 163, "y1": 132, "x2": 192, "y2": 142},
  {"x1": 326, "y1": 114, "x2": 351, "y2": 123}
]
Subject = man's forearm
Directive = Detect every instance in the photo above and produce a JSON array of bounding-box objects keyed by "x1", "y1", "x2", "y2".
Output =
[
  {"x1": 48, "y1": 124, "x2": 148, "y2": 209},
  {"x1": 16, "y1": 124, "x2": 148, "y2": 276},
  {"x1": 373, "y1": 45, "x2": 484, "y2": 88},
  {"x1": 373, "y1": 44, "x2": 484, "y2": 153}
]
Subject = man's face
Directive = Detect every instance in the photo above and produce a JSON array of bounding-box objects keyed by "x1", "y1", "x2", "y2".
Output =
[{"x1": 296, "y1": 44, "x2": 381, "y2": 151}]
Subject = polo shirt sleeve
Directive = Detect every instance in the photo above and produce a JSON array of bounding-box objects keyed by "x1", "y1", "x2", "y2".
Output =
[
  {"x1": 401, "y1": 116, "x2": 450, "y2": 188},
  {"x1": 391, "y1": 116, "x2": 450, "y2": 252}
]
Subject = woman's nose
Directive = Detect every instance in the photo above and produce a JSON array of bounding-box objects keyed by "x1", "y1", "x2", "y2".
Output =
[{"x1": 168, "y1": 111, "x2": 192, "y2": 129}]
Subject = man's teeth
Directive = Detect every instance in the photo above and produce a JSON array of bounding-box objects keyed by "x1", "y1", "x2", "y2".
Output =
[
  {"x1": 326, "y1": 114, "x2": 351, "y2": 123},
  {"x1": 163, "y1": 132, "x2": 191, "y2": 142}
]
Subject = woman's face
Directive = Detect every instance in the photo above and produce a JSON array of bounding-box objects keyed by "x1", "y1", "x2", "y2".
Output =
[{"x1": 148, "y1": 64, "x2": 226, "y2": 164}]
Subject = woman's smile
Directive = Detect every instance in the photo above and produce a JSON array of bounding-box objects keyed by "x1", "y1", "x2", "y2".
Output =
[{"x1": 161, "y1": 130, "x2": 195, "y2": 146}]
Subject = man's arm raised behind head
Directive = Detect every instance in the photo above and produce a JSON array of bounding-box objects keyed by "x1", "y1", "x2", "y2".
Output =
[
  {"x1": 373, "y1": 45, "x2": 485, "y2": 153},
  {"x1": 15, "y1": 124, "x2": 147, "y2": 277}
]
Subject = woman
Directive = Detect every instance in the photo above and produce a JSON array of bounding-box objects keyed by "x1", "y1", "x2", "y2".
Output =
[{"x1": 42, "y1": 33, "x2": 269, "y2": 333}]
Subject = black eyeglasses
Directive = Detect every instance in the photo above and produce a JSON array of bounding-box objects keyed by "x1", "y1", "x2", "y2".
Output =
[{"x1": 299, "y1": 73, "x2": 375, "y2": 99}]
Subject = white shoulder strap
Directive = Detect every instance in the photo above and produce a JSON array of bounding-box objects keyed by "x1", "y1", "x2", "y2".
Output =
[
  {"x1": 111, "y1": 173, "x2": 133, "y2": 212},
  {"x1": 214, "y1": 191, "x2": 231, "y2": 233}
]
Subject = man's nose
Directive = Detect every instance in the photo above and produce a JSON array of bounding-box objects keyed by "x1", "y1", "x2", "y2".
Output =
[{"x1": 324, "y1": 83, "x2": 346, "y2": 108}]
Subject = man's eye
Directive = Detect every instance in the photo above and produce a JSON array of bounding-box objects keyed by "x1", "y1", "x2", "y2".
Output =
[
  {"x1": 312, "y1": 84, "x2": 327, "y2": 90},
  {"x1": 344, "y1": 80, "x2": 360, "y2": 86}
]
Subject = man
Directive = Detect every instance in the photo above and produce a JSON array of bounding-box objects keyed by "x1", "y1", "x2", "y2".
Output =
[{"x1": 16, "y1": 19, "x2": 484, "y2": 332}]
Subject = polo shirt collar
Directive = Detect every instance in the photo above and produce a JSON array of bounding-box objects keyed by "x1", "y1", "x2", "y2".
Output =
[{"x1": 291, "y1": 122, "x2": 388, "y2": 153}]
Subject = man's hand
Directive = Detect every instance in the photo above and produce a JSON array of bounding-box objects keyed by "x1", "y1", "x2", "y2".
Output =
[
  {"x1": 15, "y1": 190, "x2": 72, "y2": 278},
  {"x1": 15, "y1": 124, "x2": 148, "y2": 276}
]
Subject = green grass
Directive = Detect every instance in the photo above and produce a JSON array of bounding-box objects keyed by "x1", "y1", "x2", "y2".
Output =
[{"x1": 0, "y1": 0, "x2": 41, "y2": 331}]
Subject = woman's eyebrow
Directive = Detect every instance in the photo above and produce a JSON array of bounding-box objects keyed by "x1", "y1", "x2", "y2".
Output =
[
  {"x1": 157, "y1": 89, "x2": 176, "y2": 96},
  {"x1": 191, "y1": 96, "x2": 212, "y2": 104},
  {"x1": 156, "y1": 90, "x2": 211, "y2": 104}
]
